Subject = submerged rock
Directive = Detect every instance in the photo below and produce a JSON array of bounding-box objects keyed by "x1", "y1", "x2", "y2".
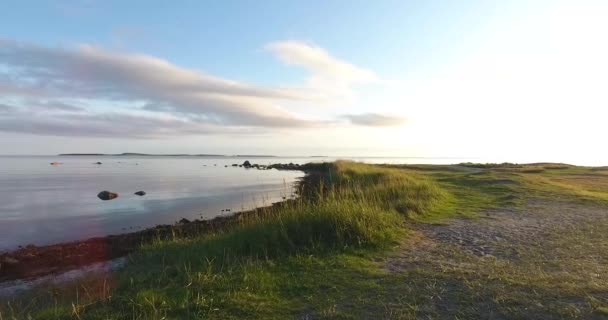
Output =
[
  {"x1": 95, "y1": 162, "x2": 102, "y2": 165},
  {"x1": 97, "y1": 191, "x2": 118, "y2": 201},
  {"x1": 134, "y1": 191, "x2": 146, "y2": 196},
  {"x1": 243, "y1": 160, "x2": 252, "y2": 168}
]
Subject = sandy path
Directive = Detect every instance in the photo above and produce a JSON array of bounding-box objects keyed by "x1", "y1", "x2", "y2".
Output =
[{"x1": 385, "y1": 198, "x2": 608, "y2": 318}]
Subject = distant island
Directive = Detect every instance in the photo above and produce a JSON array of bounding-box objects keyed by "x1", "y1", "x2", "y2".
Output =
[
  {"x1": 58, "y1": 153, "x2": 327, "y2": 158},
  {"x1": 59, "y1": 153, "x2": 276, "y2": 157}
]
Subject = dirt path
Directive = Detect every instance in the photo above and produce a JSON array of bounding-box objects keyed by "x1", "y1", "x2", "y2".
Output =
[{"x1": 385, "y1": 198, "x2": 608, "y2": 319}]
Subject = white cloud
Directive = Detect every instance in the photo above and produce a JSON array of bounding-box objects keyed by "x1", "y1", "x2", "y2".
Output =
[
  {"x1": 0, "y1": 102, "x2": 239, "y2": 138},
  {"x1": 342, "y1": 113, "x2": 406, "y2": 127},
  {"x1": 0, "y1": 39, "x2": 403, "y2": 139},
  {"x1": 265, "y1": 40, "x2": 378, "y2": 98}
]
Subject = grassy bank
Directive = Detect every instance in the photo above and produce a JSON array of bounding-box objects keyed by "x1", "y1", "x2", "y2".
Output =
[
  {"x1": 2, "y1": 161, "x2": 453, "y2": 319},
  {"x1": 4, "y1": 161, "x2": 608, "y2": 319}
]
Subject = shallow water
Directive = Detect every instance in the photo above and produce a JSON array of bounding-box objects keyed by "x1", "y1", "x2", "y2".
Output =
[
  {"x1": 0, "y1": 156, "x2": 308, "y2": 250},
  {"x1": 0, "y1": 155, "x2": 475, "y2": 250}
]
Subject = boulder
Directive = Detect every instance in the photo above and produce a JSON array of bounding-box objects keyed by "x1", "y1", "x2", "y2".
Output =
[
  {"x1": 243, "y1": 160, "x2": 252, "y2": 168},
  {"x1": 2, "y1": 257, "x2": 19, "y2": 265},
  {"x1": 97, "y1": 191, "x2": 119, "y2": 201},
  {"x1": 134, "y1": 191, "x2": 146, "y2": 196}
]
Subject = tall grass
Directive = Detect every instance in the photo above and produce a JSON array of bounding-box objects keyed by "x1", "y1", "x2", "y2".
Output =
[
  {"x1": 1, "y1": 161, "x2": 450, "y2": 319},
  {"x1": 139, "y1": 161, "x2": 449, "y2": 260}
]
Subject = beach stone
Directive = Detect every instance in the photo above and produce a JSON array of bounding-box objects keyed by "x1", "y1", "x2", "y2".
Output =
[
  {"x1": 97, "y1": 191, "x2": 119, "y2": 201},
  {"x1": 2, "y1": 257, "x2": 19, "y2": 265},
  {"x1": 134, "y1": 191, "x2": 146, "y2": 196}
]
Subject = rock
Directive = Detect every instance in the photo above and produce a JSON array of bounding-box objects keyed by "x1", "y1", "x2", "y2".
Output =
[
  {"x1": 95, "y1": 162, "x2": 102, "y2": 165},
  {"x1": 224, "y1": 165, "x2": 228, "y2": 167},
  {"x1": 178, "y1": 218, "x2": 190, "y2": 224},
  {"x1": 134, "y1": 191, "x2": 146, "y2": 196},
  {"x1": 2, "y1": 257, "x2": 19, "y2": 265},
  {"x1": 243, "y1": 160, "x2": 252, "y2": 168},
  {"x1": 97, "y1": 191, "x2": 119, "y2": 201},
  {"x1": 232, "y1": 164, "x2": 238, "y2": 167}
]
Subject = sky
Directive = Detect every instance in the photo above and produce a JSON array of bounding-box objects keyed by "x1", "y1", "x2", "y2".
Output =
[{"x1": 1, "y1": 0, "x2": 607, "y2": 164}]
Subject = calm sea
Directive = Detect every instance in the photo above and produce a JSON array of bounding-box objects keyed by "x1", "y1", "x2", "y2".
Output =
[{"x1": 0, "y1": 155, "x2": 472, "y2": 250}]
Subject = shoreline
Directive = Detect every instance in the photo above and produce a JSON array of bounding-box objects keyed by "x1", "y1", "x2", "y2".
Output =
[
  {"x1": 0, "y1": 163, "x2": 314, "y2": 283},
  {"x1": 0, "y1": 198, "x2": 300, "y2": 283}
]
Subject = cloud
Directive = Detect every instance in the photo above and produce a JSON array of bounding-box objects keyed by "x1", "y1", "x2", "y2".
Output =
[
  {"x1": 0, "y1": 103, "x2": 14, "y2": 113},
  {"x1": 342, "y1": 113, "x2": 407, "y2": 127},
  {"x1": 265, "y1": 41, "x2": 376, "y2": 83},
  {"x1": 0, "y1": 39, "x2": 304, "y2": 102},
  {"x1": 0, "y1": 103, "x2": 237, "y2": 138},
  {"x1": 0, "y1": 39, "x2": 315, "y2": 128},
  {"x1": 265, "y1": 41, "x2": 378, "y2": 97},
  {"x1": 26, "y1": 100, "x2": 85, "y2": 112},
  {"x1": 0, "y1": 38, "x2": 396, "y2": 138}
]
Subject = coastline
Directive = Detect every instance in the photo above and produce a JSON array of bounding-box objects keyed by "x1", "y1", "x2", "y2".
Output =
[{"x1": 0, "y1": 163, "x2": 313, "y2": 283}]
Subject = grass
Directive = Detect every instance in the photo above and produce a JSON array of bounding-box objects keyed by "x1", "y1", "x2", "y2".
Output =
[
  {"x1": 3, "y1": 160, "x2": 608, "y2": 319},
  {"x1": 1, "y1": 161, "x2": 453, "y2": 319}
]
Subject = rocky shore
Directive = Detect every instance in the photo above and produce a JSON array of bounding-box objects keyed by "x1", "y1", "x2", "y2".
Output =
[{"x1": 0, "y1": 203, "x2": 283, "y2": 282}]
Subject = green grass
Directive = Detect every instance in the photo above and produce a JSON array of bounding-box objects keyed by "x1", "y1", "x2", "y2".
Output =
[
  {"x1": 4, "y1": 161, "x2": 608, "y2": 319},
  {"x1": 1, "y1": 161, "x2": 454, "y2": 319}
]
